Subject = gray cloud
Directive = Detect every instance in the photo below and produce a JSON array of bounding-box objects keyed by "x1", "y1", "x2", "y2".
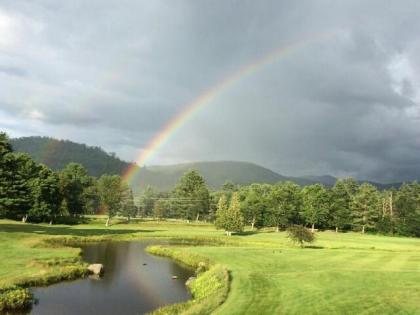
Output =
[{"x1": 1, "y1": 0, "x2": 420, "y2": 182}]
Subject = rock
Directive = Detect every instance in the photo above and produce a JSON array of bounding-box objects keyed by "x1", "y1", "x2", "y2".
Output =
[
  {"x1": 171, "y1": 275, "x2": 178, "y2": 280},
  {"x1": 88, "y1": 264, "x2": 104, "y2": 276},
  {"x1": 185, "y1": 276, "x2": 196, "y2": 286},
  {"x1": 88, "y1": 274, "x2": 101, "y2": 281}
]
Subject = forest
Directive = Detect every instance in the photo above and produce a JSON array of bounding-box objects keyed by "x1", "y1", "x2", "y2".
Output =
[{"x1": 1, "y1": 132, "x2": 419, "y2": 237}]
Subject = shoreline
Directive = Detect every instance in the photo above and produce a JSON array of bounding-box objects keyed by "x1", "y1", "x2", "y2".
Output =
[{"x1": 0, "y1": 233, "x2": 231, "y2": 314}]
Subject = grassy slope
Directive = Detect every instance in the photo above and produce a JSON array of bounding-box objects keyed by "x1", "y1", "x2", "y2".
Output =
[{"x1": 0, "y1": 219, "x2": 419, "y2": 314}]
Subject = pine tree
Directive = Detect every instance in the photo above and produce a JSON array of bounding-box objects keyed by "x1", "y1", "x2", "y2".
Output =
[
  {"x1": 28, "y1": 164, "x2": 62, "y2": 223},
  {"x1": 172, "y1": 170, "x2": 210, "y2": 221},
  {"x1": 268, "y1": 182, "x2": 302, "y2": 232},
  {"x1": 329, "y1": 178, "x2": 358, "y2": 232},
  {"x1": 301, "y1": 184, "x2": 329, "y2": 232},
  {"x1": 351, "y1": 183, "x2": 380, "y2": 233},
  {"x1": 215, "y1": 194, "x2": 229, "y2": 230},
  {"x1": 59, "y1": 163, "x2": 91, "y2": 216}
]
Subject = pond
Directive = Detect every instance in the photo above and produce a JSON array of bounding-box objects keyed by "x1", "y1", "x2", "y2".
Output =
[{"x1": 28, "y1": 241, "x2": 193, "y2": 315}]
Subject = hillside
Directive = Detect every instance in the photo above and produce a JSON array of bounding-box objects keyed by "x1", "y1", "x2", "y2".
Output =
[
  {"x1": 11, "y1": 136, "x2": 132, "y2": 177},
  {"x1": 11, "y1": 137, "x2": 400, "y2": 192},
  {"x1": 131, "y1": 161, "x2": 323, "y2": 192}
]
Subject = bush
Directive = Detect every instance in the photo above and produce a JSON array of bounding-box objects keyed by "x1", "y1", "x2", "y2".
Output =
[
  {"x1": 287, "y1": 225, "x2": 315, "y2": 247},
  {"x1": 0, "y1": 287, "x2": 33, "y2": 311}
]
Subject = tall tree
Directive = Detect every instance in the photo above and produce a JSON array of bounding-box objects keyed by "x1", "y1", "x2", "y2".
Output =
[
  {"x1": 120, "y1": 184, "x2": 137, "y2": 221},
  {"x1": 225, "y1": 192, "x2": 244, "y2": 236},
  {"x1": 268, "y1": 182, "x2": 302, "y2": 232},
  {"x1": 59, "y1": 163, "x2": 91, "y2": 216},
  {"x1": 139, "y1": 186, "x2": 156, "y2": 217},
  {"x1": 301, "y1": 184, "x2": 329, "y2": 232},
  {"x1": 394, "y1": 183, "x2": 420, "y2": 236},
  {"x1": 329, "y1": 178, "x2": 358, "y2": 232},
  {"x1": 28, "y1": 164, "x2": 62, "y2": 223},
  {"x1": 153, "y1": 199, "x2": 167, "y2": 220},
  {"x1": 215, "y1": 194, "x2": 229, "y2": 230},
  {"x1": 172, "y1": 170, "x2": 210, "y2": 221},
  {"x1": 351, "y1": 183, "x2": 380, "y2": 233},
  {"x1": 240, "y1": 184, "x2": 271, "y2": 230},
  {"x1": 0, "y1": 151, "x2": 38, "y2": 220},
  {"x1": 98, "y1": 175, "x2": 124, "y2": 226}
]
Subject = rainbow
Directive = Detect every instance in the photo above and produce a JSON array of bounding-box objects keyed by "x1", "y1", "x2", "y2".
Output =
[{"x1": 123, "y1": 34, "x2": 326, "y2": 183}]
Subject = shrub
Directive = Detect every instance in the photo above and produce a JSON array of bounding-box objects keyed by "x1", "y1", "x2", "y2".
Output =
[
  {"x1": 0, "y1": 287, "x2": 33, "y2": 311},
  {"x1": 287, "y1": 225, "x2": 315, "y2": 247}
]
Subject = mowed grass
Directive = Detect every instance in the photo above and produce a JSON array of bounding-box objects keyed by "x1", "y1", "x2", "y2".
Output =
[{"x1": 1, "y1": 219, "x2": 420, "y2": 314}]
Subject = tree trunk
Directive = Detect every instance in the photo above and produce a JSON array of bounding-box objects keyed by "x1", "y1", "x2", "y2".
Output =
[
  {"x1": 105, "y1": 216, "x2": 110, "y2": 227},
  {"x1": 276, "y1": 225, "x2": 280, "y2": 232},
  {"x1": 196, "y1": 213, "x2": 200, "y2": 222},
  {"x1": 335, "y1": 226, "x2": 338, "y2": 233},
  {"x1": 49, "y1": 220, "x2": 53, "y2": 225},
  {"x1": 22, "y1": 215, "x2": 28, "y2": 223},
  {"x1": 311, "y1": 223, "x2": 315, "y2": 232},
  {"x1": 362, "y1": 225, "x2": 365, "y2": 233},
  {"x1": 251, "y1": 216, "x2": 255, "y2": 231}
]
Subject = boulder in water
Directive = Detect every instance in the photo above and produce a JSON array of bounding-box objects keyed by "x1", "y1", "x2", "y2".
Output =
[{"x1": 88, "y1": 264, "x2": 104, "y2": 276}]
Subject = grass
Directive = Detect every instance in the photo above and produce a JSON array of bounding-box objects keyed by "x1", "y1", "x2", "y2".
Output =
[{"x1": 0, "y1": 218, "x2": 420, "y2": 314}]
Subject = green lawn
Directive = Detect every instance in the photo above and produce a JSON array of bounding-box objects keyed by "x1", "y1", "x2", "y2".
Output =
[{"x1": 1, "y1": 219, "x2": 419, "y2": 314}]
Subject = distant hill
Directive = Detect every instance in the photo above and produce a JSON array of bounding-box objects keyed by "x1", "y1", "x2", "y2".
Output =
[
  {"x1": 10, "y1": 136, "x2": 132, "y2": 177},
  {"x1": 11, "y1": 136, "x2": 401, "y2": 192},
  {"x1": 131, "y1": 161, "x2": 289, "y2": 191},
  {"x1": 130, "y1": 161, "x2": 340, "y2": 192}
]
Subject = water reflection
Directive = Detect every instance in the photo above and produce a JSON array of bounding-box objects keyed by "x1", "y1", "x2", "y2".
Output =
[{"x1": 29, "y1": 241, "x2": 192, "y2": 315}]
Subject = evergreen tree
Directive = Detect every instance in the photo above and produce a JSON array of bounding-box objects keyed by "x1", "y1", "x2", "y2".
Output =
[
  {"x1": 0, "y1": 152, "x2": 38, "y2": 220},
  {"x1": 59, "y1": 163, "x2": 91, "y2": 216},
  {"x1": 351, "y1": 183, "x2": 380, "y2": 233},
  {"x1": 329, "y1": 178, "x2": 358, "y2": 232},
  {"x1": 172, "y1": 170, "x2": 210, "y2": 221},
  {"x1": 28, "y1": 164, "x2": 61, "y2": 223},
  {"x1": 268, "y1": 182, "x2": 302, "y2": 232},
  {"x1": 215, "y1": 194, "x2": 229, "y2": 230},
  {"x1": 301, "y1": 184, "x2": 329, "y2": 232}
]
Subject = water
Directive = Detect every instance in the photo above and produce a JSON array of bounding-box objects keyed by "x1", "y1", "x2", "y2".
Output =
[{"x1": 28, "y1": 241, "x2": 193, "y2": 315}]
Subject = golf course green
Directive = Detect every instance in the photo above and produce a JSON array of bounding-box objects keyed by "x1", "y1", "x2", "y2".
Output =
[{"x1": 1, "y1": 218, "x2": 419, "y2": 314}]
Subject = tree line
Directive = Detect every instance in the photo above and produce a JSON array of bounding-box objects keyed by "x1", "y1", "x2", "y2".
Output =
[
  {"x1": 0, "y1": 133, "x2": 136, "y2": 225},
  {"x1": 2, "y1": 131, "x2": 419, "y2": 236},
  {"x1": 139, "y1": 172, "x2": 419, "y2": 237}
]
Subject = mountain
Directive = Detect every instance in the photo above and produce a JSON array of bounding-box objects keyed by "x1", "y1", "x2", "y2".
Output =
[
  {"x1": 130, "y1": 161, "x2": 290, "y2": 191},
  {"x1": 10, "y1": 136, "x2": 132, "y2": 177},
  {"x1": 11, "y1": 136, "x2": 401, "y2": 192}
]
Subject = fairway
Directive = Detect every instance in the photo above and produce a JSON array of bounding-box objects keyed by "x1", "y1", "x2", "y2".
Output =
[{"x1": 1, "y1": 219, "x2": 419, "y2": 314}]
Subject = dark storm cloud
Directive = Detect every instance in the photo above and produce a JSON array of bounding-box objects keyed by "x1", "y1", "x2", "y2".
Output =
[{"x1": 1, "y1": 0, "x2": 420, "y2": 182}]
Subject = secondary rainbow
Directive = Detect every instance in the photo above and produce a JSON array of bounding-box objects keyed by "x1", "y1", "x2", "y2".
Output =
[{"x1": 123, "y1": 35, "x2": 324, "y2": 183}]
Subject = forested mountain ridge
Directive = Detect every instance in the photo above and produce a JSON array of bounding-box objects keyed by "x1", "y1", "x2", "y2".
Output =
[
  {"x1": 11, "y1": 136, "x2": 132, "y2": 177},
  {"x1": 11, "y1": 136, "x2": 401, "y2": 192}
]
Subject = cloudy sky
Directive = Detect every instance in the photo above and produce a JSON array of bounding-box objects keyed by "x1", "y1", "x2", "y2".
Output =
[{"x1": 1, "y1": 1, "x2": 420, "y2": 182}]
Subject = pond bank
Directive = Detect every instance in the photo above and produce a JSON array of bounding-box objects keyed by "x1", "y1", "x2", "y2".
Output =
[{"x1": 0, "y1": 234, "x2": 230, "y2": 315}]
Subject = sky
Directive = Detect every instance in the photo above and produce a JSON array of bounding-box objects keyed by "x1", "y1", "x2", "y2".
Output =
[{"x1": 1, "y1": 0, "x2": 420, "y2": 183}]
